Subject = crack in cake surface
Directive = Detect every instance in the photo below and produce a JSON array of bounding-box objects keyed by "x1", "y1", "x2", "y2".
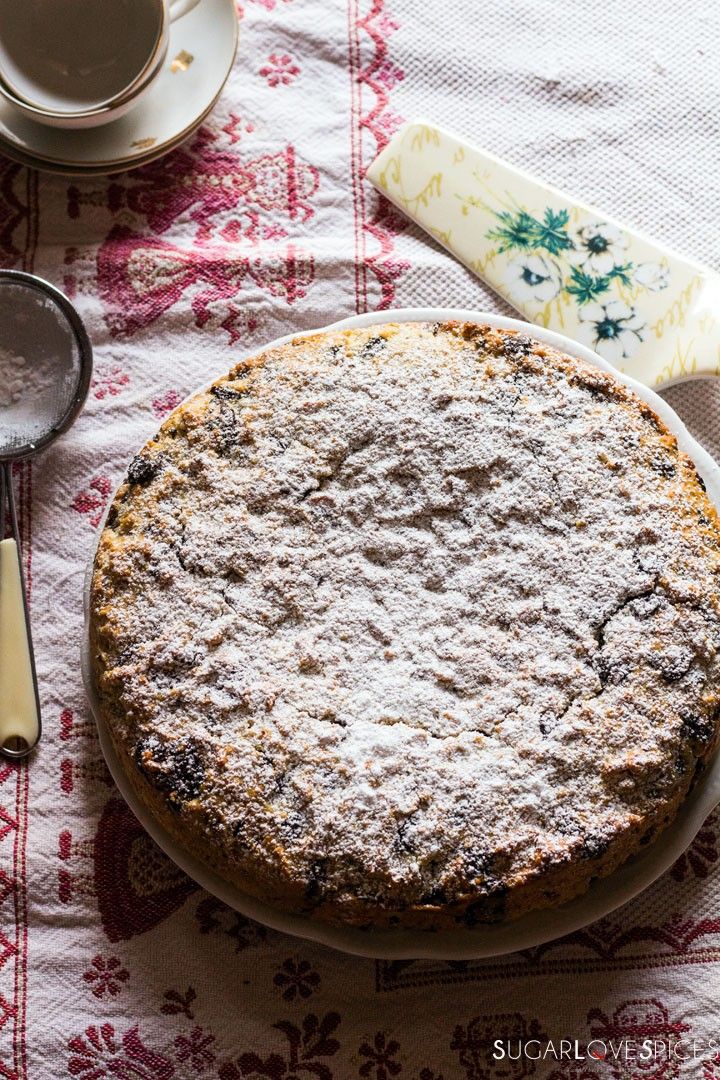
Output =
[{"x1": 91, "y1": 322, "x2": 720, "y2": 925}]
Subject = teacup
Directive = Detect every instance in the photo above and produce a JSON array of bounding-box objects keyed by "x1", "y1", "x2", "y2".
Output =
[{"x1": 0, "y1": 0, "x2": 200, "y2": 129}]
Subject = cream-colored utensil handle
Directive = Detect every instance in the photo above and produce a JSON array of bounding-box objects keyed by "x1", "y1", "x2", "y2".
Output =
[
  {"x1": 367, "y1": 121, "x2": 720, "y2": 389},
  {"x1": 0, "y1": 537, "x2": 40, "y2": 757}
]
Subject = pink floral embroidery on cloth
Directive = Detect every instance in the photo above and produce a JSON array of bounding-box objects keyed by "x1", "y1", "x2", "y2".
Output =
[{"x1": 259, "y1": 53, "x2": 301, "y2": 86}]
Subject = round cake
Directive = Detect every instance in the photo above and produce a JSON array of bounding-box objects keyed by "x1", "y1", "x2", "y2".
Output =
[{"x1": 89, "y1": 321, "x2": 720, "y2": 930}]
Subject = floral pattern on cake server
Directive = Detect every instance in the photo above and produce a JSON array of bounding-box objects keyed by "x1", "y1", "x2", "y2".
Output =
[
  {"x1": 367, "y1": 122, "x2": 720, "y2": 387},
  {"x1": 483, "y1": 205, "x2": 669, "y2": 364}
]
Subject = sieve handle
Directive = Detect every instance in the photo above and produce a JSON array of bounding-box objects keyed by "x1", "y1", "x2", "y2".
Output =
[{"x1": 0, "y1": 465, "x2": 40, "y2": 760}]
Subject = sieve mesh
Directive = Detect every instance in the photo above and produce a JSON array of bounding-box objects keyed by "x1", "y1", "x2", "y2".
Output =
[{"x1": 0, "y1": 282, "x2": 83, "y2": 456}]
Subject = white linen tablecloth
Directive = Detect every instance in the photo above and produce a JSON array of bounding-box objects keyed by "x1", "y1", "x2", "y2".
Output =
[{"x1": 1, "y1": 0, "x2": 719, "y2": 1076}]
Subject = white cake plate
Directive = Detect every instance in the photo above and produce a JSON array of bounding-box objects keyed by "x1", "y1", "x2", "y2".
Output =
[{"x1": 82, "y1": 308, "x2": 720, "y2": 959}]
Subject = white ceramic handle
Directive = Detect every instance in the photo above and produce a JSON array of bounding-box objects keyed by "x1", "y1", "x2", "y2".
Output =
[
  {"x1": 0, "y1": 538, "x2": 39, "y2": 756},
  {"x1": 168, "y1": 0, "x2": 200, "y2": 20}
]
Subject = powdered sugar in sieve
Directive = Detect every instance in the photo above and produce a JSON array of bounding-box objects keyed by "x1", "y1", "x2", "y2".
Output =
[{"x1": 0, "y1": 284, "x2": 82, "y2": 456}]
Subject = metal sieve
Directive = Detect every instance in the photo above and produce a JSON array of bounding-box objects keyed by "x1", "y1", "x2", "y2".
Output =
[{"x1": 0, "y1": 270, "x2": 92, "y2": 759}]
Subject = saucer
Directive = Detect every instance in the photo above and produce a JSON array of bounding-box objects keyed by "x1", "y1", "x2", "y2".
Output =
[
  {"x1": 0, "y1": 0, "x2": 237, "y2": 174},
  {"x1": 0, "y1": 93, "x2": 221, "y2": 176}
]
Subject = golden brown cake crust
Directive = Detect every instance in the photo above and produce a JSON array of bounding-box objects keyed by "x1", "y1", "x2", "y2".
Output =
[{"x1": 89, "y1": 322, "x2": 720, "y2": 930}]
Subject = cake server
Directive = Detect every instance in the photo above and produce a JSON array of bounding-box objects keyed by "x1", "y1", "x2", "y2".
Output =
[
  {"x1": 367, "y1": 121, "x2": 720, "y2": 390},
  {"x1": 0, "y1": 270, "x2": 92, "y2": 760}
]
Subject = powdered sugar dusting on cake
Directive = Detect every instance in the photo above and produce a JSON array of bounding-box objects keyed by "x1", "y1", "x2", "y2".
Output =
[{"x1": 91, "y1": 322, "x2": 720, "y2": 920}]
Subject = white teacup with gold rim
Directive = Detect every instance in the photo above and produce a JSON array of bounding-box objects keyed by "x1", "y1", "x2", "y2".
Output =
[{"x1": 0, "y1": 0, "x2": 200, "y2": 129}]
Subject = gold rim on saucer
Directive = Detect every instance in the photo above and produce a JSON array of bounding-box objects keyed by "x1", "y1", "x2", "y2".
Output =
[{"x1": 0, "y1": 106, "x2": 210, "y2": 175}]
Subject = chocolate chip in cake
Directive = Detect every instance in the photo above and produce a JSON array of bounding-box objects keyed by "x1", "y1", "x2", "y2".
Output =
[
  {"x1": 127, "y1": 454, "x2": 160, "y2": 487},
  {"x1": 463, "y1": 849, "x2": 498, "y2": 882},
  {"x1": 501, "y1": 333, "x2": 533, "y2": 359},
  {"x1": 628, "y1": 594, "x2": 663, "y2": 619},
  {"x1": 419, "y1": 885, "x2": 448, "y2": 906},
  {"x1": 361, "y1": 335, "x2": 387, "y2": 357},
  {"x1": 460, "y1": 885, "x2": 508, "y2": 926},
  {"x1": 649, "y1": 646, "x2": 694, "y2": 682},
  {"x1": 633, "y1": 548, "x2": 663, "y2": 574},
  {"x1": 679, "y1": 705, "x2": 716, "y2": 746},
  {"x1": 580, "y1": 834, "x2": 610, "y2": 860},
  {"x1": 167, "y1": 745, "x2": 205, "y2": 804},
  {"x1": 393, "y1": 817, "x2": 417, "y2": 856},
  {"x1": 304, "y1": 858, "x2": 329, "y2": 903},
  {"x1": 208, "y1": 402, "x2": 243, "y2": 454},
  {"x1": 135, "y1": 734, "x2": 205, "y2": 807},
  {"x1": 211, "y1": 384, "x2": 247, "y2": 401},
  {"x1": 649, "y1": 455, "x2": 676, "y2": 479},
  {"x1": 593, "y1": 653, "x2": 628, "y2": 687}
]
